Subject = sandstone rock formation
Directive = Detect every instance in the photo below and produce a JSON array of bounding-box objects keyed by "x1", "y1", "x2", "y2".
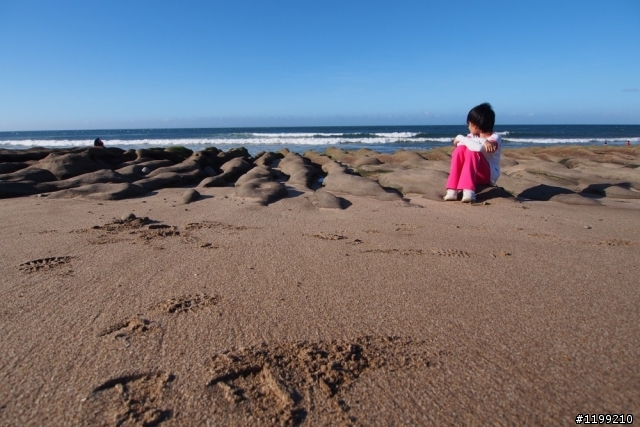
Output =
[{"x1": 1, "y1": 145, "x2": 638, "y2": 206}]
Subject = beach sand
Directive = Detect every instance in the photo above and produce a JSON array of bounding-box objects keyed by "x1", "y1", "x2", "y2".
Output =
[{"x1": 1, "y1": 146, "x2": 639, "y2": 426}]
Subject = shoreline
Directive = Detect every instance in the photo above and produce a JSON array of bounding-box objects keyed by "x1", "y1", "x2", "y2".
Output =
[
  {"x1": 1, "y1": 142, "x2": 637, "y2": 158},
  {"x1": 2, "y1": 124, "x2": 639, "y2": 155}
]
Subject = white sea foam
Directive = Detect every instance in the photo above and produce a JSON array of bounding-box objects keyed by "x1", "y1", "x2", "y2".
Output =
[
  {"x1": 0, "y1": 135, "x2": 452, "y2": 148},
  {"x1": 2, "y1": 135, "x2": 637, "y2": 149},
  {"x1": 252, "y1": 133, "x2": 343, "y2": 137},
  {"x1": 0, "y1": 139, "x2": 98, "y2": 148},
  {"x1": 370, "y1": 132, "x2": 419, "y2": 138},
  {"x1": 504, "y1": 137, "x2": 640, "y2": 144},
  {"x1": 252, "y1": 132, "x2": 420, "y2": 138}
]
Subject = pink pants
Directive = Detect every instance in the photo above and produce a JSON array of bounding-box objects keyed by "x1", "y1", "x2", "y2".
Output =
[{"x1": 446, "y1": 145, "x2": 491, "y2": 191}]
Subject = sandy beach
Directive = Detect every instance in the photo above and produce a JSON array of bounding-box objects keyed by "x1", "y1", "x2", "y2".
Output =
[{"x1": 1, "y1": 145, "x2": 639, "y2": 426}]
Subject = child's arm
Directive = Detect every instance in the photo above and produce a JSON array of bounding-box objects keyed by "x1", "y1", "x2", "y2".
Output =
[
  {"x1": 454, "y1": 135, "x2": 486, "y2": 152},
  {"x1": 483, "y1": 139, "x2": 498, "y2": 153}
]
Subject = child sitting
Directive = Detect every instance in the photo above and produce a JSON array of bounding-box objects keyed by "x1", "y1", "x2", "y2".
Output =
[{"x1": 444, "y1": 103, "x2": 501, "y2": 203}]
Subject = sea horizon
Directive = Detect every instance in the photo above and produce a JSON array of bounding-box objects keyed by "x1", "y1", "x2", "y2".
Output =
[{"x1": 2, "y1": 124, "x2": 639, "y2": 156}]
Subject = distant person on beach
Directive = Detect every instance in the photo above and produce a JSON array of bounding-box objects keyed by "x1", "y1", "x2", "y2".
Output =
[
  {"x1": 94, "y1": 138, "x2": 104, "y2": 147},
  {"x1": 444, "y1": 103, "x2": 501, "y2": 203},
  {"x1": 627, "y1": 140, "x2": 631, "y2": 146}
]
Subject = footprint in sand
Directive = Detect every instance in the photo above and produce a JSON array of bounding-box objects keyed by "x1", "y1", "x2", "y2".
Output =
[
  {"x1": 597, "y1": 239, "x2": 635, "y2": 246},
  {"x1": 206, "y1": 336, "x2": 436, "y2": 426},
  {"x1": 199, "y1": 242, "x2": 221, "y2": 249},
  {"x1": 360, "y1": 248, "x2": 471, "y2": 257},
  {"x1": 136, "y1": 228, "x2": 181, "y2": 241},
  {"x1": 185, "y1": 221, "x2": 255, "y2": 231},
  {"x1": 89, "y1": 234, "x2": 128, "y2": 245},
  {"x1": 98, "y1": 316, "x2": 152, "y2": 337},
  {"x1": 36, "y1": 229, "x2": 59, "y2": 235},
  {"x1": 152, "y1": 294, "x2": 219, "y2": 314},
  {"x1": 79, "y1": 216, "x2": 180, "y2": 245},
  {"x1": 394, "y1": 223, "x2": 422, "y2": 232},
  {"x1": 361, "y1": 248, "x2": 429, "y2": 255},
  {"x1": 18, "y1": 256, "x2": 73, "y2": 273},
  {"x1": 491, "y1": 251, "x2": 513, "y2": 258},
  {"x1": 98, "y1": 316, "x2": 165, "y2": 349},
  {"x1": 82, "y1": 217, "x2": 181, "y2": 245},
  {"x1": 84, "y1": 371, "x2": 174, "y2": 426},
  {"x1": 527, "y1": 232, "x2": 557, "y2": 239},
  {"x1": 430, "y1": 249, "x2": 471, "y2": 258},
  {"x1": 92, "y1": 216, "x2": 155, "y2": 232},
  {"x1": 307, "y1": 233, "x2": 348, "y2": 241}
]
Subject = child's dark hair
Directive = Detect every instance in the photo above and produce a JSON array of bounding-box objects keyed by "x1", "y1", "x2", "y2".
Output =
[{"x1": 467, "y1": 103, "x2": 495, "y2": 133}]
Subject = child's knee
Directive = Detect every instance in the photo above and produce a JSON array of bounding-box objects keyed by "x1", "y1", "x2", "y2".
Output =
[{"x1": 454, "y1": 145, "x2": 468, "y2": 155}]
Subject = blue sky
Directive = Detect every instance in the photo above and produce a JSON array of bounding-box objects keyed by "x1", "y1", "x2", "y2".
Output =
[{"x1": 1, "y1": 0, "x2": 638, "y2": 130}]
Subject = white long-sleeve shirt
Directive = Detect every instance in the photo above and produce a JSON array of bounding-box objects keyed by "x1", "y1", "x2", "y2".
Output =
[{"x1": 455, "y1": 133, "x2": 502, "y2": 184}]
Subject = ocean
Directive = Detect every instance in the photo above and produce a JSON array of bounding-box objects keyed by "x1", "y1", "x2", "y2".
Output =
[{"x1": 1, "y1": 125, "x2": 638, "y2": 156}]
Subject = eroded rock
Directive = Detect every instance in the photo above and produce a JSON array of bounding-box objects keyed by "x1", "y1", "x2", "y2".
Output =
[
  {"x1": 278, "y1": 153, "x2": 317, "y2": 189},
  {"x1": 2, "y1": 145, "x2": 639, "y2": 206},
  {"x1": 182, "y1": 189, "x2": 201, "y2": 204},
  {"x1": 235, "y1": 178, "x2": 288, "y2": 205},
  {"x1": 47, "y1": 183, "x2": 146, "y2": 200},
  {"x1": 310, "y1": 190, "x2": 346, "y2": 209}
]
